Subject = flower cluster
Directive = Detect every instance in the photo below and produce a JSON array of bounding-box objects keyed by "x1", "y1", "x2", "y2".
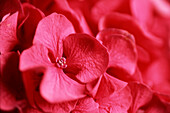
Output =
[{"x1": 0, "y1": 0, "x2": 170, "y2": 113}]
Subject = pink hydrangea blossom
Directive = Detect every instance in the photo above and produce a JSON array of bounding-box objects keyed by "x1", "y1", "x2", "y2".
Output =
[{"x1": 1, "y1": 0, "x2": 170, "y2": 113}]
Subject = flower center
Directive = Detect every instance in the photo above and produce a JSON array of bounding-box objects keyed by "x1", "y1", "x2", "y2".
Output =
[{"x1": 55, "y1": 57, "x2": 67, "y2": 69}]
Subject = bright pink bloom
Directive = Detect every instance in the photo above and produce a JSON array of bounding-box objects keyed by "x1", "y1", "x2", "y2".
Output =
[{"x1": 19, "y1": 13, "x2": 109, "y2": 105}]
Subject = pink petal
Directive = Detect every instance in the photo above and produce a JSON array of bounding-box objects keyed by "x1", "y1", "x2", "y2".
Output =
[
  {"x1": 72, "y1": 97, "x2": 99, "y2": 113},
  {"x1": 1, "y1": 52, "x2": 25, "y2": 111},
  {"x1": 63, "y1": 33, "x2": 109, "y2": 83},
  {"x1": 20, "y1": 44, "x2": 52, "y2": 71},
  {"x1": 20, "y1": 45, "x2": 49, "y2": 106},
  {"x1": 85, "y1": 76, "x2": 102, "y2": 98},
  {"x1": 95, "y1": 73, "x2": 127, "y2": 99},
  {"x1": 96, "y1": 28, "x2": 137, "y2": 75},
  {"x1": 53, "y1": 0, "x2": 92, "y2": 34},
  {"x1": 21, "y1": 68, "x2": 45, "y2": 108},
  {"x1": 17, "y1": 3, "x2": 45, "y2": 50},
  {"x1": 151, "y1": 0, "x2": 170, "y2": 18},
  {"x1": 128, "y1": 82, "x2": 153, "y2": 113},
  {"x1": 30, "y1": 0, "x2": 92, "y2": 34},
  {"x1": 33, "y1": 13, "x2": 75, "y2": 57},
  {"x1": 157, "y1": 93, "x2": 170, "y2": 103},
  {"x1": 0, "y1": 12, "x2": 18, "y2": 54},
  {"x1": 0, "y1": 0, "x2": 22, "y2": 20},
  {"x1": 149, "y1": 16, "x2": 170, "y2": 40},
  {"x1": 91, "y1": 0, "x2": 125, "y2": 23},
  {"x1": 0, "y1": 81, "x2": 16, "y2": 111},
  {"x1": 139, "y1": 95, "x2": 170, "y2": 113},
  {"x1": 107, "y1": 67, "x2": 143, "y2": 83},
  {"x1": 98, "y1": 12, "x2": 163, "y2": 55},
  {"x1": 130, "y1": 0, "x2": 170, "y2": 40},
  {"x1": 23, "y1": 107, "x2": 42, "y2": 113},
  {"x1": 33, "y1": 92, "x2": 77, "y2": 113},
  {"x1": 40, "y1": 67, "x2": 86, "y2": 103},
  {"x1": 96, "y1": 86, "x2": 132, "y2": 113},
  {"x1": 68, "y1": 0, "x2": 100, "y2": 35},
  {"x1": 143, "y1": 58, "x2": 170, "y2": 95},
  {"x1": 136, "y1": 45, "x2": 150, "y2": 63},
  {"x1": 130, "y1": 0, "x2": 153, "y2": 26}
]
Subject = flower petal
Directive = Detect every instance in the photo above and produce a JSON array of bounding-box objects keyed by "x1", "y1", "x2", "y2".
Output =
[
  {"x1": 139, "y1": 95, "x2": 170, "y2": 113},
  {"x1": 130, "y1": 0, "x2": 153, "y2": 26},
  {"x1": 98, "y1": 12, "x2": 163, "y2": 55},
  {"x1": 33, "y1": 13, "x2": 75, "y2": 57},
  {"x1": 63, "y1": 33, "x2": 109, "y2": 83},
  {"x1": 20, "y1": 45, "x2": 49, "y2": 107},
  {"x1": 143, "y1": 58, "x2": 170, "y2": 95},
  {"x1": 0, "y1": 81, "x2": 16, "y2": 111},
  {"x1": 91, "y1": 0, "x2": 125, "y2": 23},
  {"x1": 128, "y1": 82, "x2": 153, "y2": 113},
  {"x1": 0, "y1": 0, "x2": 22, "y2": 20},
  {"x1": 151, "y1": 0, "x2": 170, "y2": 18},
  {"x1": 1, "y1": 52, "x2": 25, "y2": 111},
  {"x1": 34, "y1": 92, "x2": 77, "y2": 113},
  {"x1": 29, "y1": 0, "x2": 92, "y2": 34},
  {"x1": 96, "y1": 86, "x2": 132, "y2": 113},
  {"x1": 40, "y1": 67, "x2": 86, "y2": 103},
  {"x1": 53, "y1": 0, "x2": 92, "y2": 34},
  {"x1": 95, "y1": 73, "x2": 127, "y2": 99},
  {"x1": 136, "y1": 45, "x2": 150, "y2": 63},
  {"x1": 72, "y1": 97, "x2": 99, "y2": 113},
  {"x1": 107, "y1": 66, "x2": 143, "y2": 83},
  {"x1": 85, "y1": 76, "x2": 102, "y2": 98},
  {"x1": 0, "y1": 12, "x2": 18, "y2": 54},
  {"x1": 23, "y1": 107, "x2": 42, "y2": 113},
  {"x1": 20, "y1": 44, "x2": 52, "y2": 71},
  {"x1": 21, "y1": 68, "x2": 45, "y2": 107},
  {"x1": 17, "y1": 3, "x2": 45, "y2": 50},
  {"x1": 96, "y1": 28, "x2": 137, "y2": 75}
]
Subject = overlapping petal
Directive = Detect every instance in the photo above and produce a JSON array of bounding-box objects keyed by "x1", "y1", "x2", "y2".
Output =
[
  {"x1": 143, "y1": 58, "x2": 170, "y2": 95},
  {"x1": 29, "y1": 0, "x2": 92, "y2": 34},
  {"x1": 63, "y1": 33, "x2": 109, "y2": 83},
  {"x1": 98, "y1": 12, "x2": 163, "y2": 55},
  {"x1": 33, "y1": 13, "x2": 75, "y2": 57},
  {"x1": 95, "y1": 73, "x2": 127, "y2": 99},
  {"x1": 40, "y1": 67, "x2": 86, "y2": 103},
  {"x1": 139, "y1": 95, "x2": 170, "y2": 113},
  {"x1": 96, "y1": 86, "x2": 132, "y2": 113},
  {"x1": 17, "y1": 3, "x2": 45, "y2": 50},
  {"x1": 72, "y1": 97, "x2": 99, "y2": 113},
  {"x1": 20, "y1": 44, "x2": 52, "y2": 71},
  {"x1": 33, "y1": 92, "x2": 77, "y2": 113},
  {"x1": 128, "y1": 82, "x2": 153, "y2": 113},
  {"x1": 96, "y1": 28, "x2": 137, "y2": 75},
  {"x1": 0, "y1": 12, "x2": 18, "y2": 53},
  {"x1": 19, "y1": 44, "x2": 52, "y2": 106},
  {"x1": 130, "y1": 0, "x2": 153, "y2": 26},
  {"x1": 91, "y1": 0, "x2": 125, "y2": 23},
  {"x1": 0, "y1": 0, "x2": 22, "y2": 20},
  {"x1": 1, "y1": 52, "x2": 25, "y2": 111},
  {"x1": 0, "y1": 81, "x2": 16, "y2": 111}
]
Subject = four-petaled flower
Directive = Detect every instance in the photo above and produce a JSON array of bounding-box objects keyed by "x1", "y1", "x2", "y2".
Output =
[{"x1": 19, "y1": 13, "x2": 109, "y2": 104}]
